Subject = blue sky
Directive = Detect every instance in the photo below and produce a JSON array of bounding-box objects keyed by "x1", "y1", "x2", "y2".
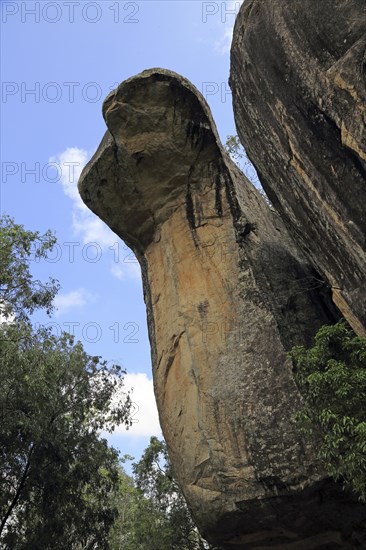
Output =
[{"x1": 1, "y1": 0, "x2": 246, "y2": 469}]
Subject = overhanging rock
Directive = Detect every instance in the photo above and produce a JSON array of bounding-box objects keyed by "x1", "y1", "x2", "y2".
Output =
[
  {"x1": 78, "y1": 69, "x2": 364, "y2": 548},
  {"x1": 230, "y1": 0, "x2": 366, "y2": 337}
]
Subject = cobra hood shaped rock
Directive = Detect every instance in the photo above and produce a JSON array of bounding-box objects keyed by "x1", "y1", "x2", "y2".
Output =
[{"x1": 78, "y1": 69, "x2": 364, "y2": 548}]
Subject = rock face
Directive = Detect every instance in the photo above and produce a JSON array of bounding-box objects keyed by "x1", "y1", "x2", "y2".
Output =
[
  {"x1": 230, "y1": 0, "x2": 366, "y2": 337},
  {"x1": 78, "y1": 69, "x2": 364, "y2": 548}
]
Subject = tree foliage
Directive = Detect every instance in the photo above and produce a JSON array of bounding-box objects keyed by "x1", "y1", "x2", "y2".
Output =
[
  {"x1": 0, "y1": 215, "x2": 132, "y2": 548},
  {"x1": 110, "y1": 437, "x2": 215, "y2": 550},
  {"x1": 225, "y1": 134, "x2": 246, "y2": 165},
  {"x1": 291, "y1": 320, "x2": 366, "y2": 500},
  {"x1": 224, "y1": 135, "x2": 269, "y2": 204},
  {"x1": 0, "y1": 215, "x2": 59, "y2": 321}
]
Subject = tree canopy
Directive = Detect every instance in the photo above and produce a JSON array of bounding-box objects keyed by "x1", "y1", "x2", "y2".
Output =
[
  {"x1": 109, "y1": 437, "x2": 215, "y2": 549},
  {"x1": 0, "y1": 215, "x2": 59, "y2": 321},
  {"x1": 291, "y1": 320, "x2": 366, "y2": 501},
  {"x1": 0, "y1": 215, "x2": 132, "y2": 548}
]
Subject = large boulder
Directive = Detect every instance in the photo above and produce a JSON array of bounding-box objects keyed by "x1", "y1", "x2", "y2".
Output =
[
  {"x1": 78, "y1": 69, "x2": 364, "y2": 548},
  {"x1": 230, "y1": 0, "x2": 366, "y2": 337}
]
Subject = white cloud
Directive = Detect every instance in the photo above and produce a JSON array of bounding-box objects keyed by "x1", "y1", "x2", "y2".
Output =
[
  {"x1": 50, "y1": 147, "x2": 116, "y2": 248},
  {"x1": 54, "y1": 288, "x2": 95, "y2": 317},
  {"x1": 0, "y1": 301, "x2": 15, "y2": 325},
  {"x1": 215, "y1": 1, "x2": 244, "y2": 55},
  {"x1": 51, "y1": 147, "x2": 141, "y2": 281},
  {"x1": 51, "y1": 147, "x2": 88, "y2": 206},
  {"x1": 110, "y1": 261, "x2": 141, "y2": 281},
  {"x1": 72, "y1": 210, "x2": 116, "y2": 250},
  {"x1": 115, "y1": 372, "x2": 162, "y2": 437},
  {"x1": 216, "y1": 25, "x2": 235, "y2": 55}
]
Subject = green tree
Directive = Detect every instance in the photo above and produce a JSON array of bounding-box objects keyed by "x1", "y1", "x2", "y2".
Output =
[
  {"x1": 108, "y1": 464, "x2": 140, "y2": 550},
  {"x1": 110, "y1": 437, "x2": 215, "y2": 550},
  {"x1": 225, "y1": 134, "x2": 246, "y2": 165},
  {"x1": 0, "y1": 215, "x2": 132, "y2": 548},
  {"x1": 0, "y1": 215, "x2": 59, "y2": 321},
  {"x1": 225, "y1": 135, "x2": 271, "y2": 207},
  {"x1": 291, "y1": 320, "x2": 366, "y2": 500}
]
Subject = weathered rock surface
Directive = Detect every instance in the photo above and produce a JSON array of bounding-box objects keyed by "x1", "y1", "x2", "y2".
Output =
[
  {"x1": 78, "y1": 69, "x2": 364, "y2": 548},
  {"x1": 230, "y1": 0, "x2": 366, "y2": 337}
]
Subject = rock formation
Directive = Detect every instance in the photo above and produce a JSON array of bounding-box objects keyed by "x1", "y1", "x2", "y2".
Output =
[
  {"x1": 230, "y1": 0, "x2": 366, "y2": 337},
  {"x1": 78, "y1": 69, "x2": 365, "y2": 548}
]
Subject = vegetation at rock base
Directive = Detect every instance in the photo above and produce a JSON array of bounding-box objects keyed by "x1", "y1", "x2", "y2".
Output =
[
  {"x1": 0, "y1": 215, "x2": 132, "y2": 548},
  {"x1": 291, "y1": 320, "x2": 366, "y2": 501},
  {"x1": 109, "y1": 437, "x2": 216, "y2": 549}
]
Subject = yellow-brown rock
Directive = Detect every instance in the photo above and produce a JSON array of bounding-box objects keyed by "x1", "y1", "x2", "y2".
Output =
[{"x1": 78, "y1": 69, "x2": 364, "y2": 548}]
